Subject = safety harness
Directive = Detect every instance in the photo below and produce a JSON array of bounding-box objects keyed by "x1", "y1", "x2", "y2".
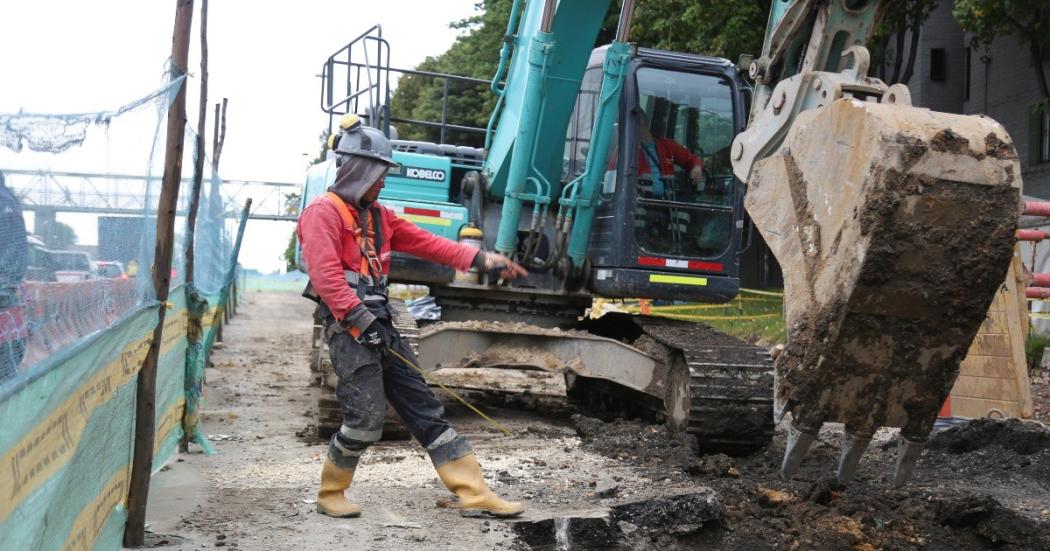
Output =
[
  {"x1": 302, "y1": 192, "x2": 391, "y2": 333},
  {"x1": 322, "y1": 192, "x2": 389, "y2": 304}
]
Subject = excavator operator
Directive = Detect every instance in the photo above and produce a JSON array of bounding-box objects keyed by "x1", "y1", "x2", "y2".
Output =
[
  {"x1": 297, "y1": 115, "x2": 527, "y2": 519},
  {"x1": 636, "y1": 111, "x2": 704, "y2": 200}
]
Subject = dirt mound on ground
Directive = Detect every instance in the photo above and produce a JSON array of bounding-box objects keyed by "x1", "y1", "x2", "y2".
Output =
[
  {"x1": 929, "y1": 418, "x2": 1050, "y2": 455},
  {"x1": 934, "y1": 495, "x2": 1049, "y2": 548},
  {"x1": 572, "y1": 414, "x2": 740, "y2": 476}
]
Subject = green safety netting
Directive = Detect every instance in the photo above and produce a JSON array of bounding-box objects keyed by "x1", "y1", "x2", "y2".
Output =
[{"x1": 0, "y1": 61, "x2": 248, "y2": 550}]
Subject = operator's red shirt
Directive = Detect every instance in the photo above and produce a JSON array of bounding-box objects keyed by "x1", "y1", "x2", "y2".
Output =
[
  {"x1": 637, "y1": 138, "x2": 704, "y2": 175},
  {"x1": 297, "y1": 197, "x2": 479, "y2": 321}
]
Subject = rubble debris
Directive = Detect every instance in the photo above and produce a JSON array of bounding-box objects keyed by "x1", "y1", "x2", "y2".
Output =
[
  {"x1": 512, "y1": 491, "x2": 723, "y2": 549},
  {"x1": 571, "y1": 414, "x2": 699, "y2": 470},
  {"x1": 757, "y1": 487, "x2": 793, "y2": 508},
  {"x1": 593, "y1": 479, "x2": 620, "y2": 498},
  {"x1": 805, "y1": 478, "x2": 842, "y2": 506},
  {"x1": 929, "y1": 418, "x2": 1050, "y2": 455},
  {"x1": 934, "y1": 495, "x2": 1049, "y2": 548}
]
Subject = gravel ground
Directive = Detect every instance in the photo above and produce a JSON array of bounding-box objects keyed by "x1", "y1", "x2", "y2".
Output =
[{"x1": 142, "y1": 290, "x2": 1050, "y2": 550}]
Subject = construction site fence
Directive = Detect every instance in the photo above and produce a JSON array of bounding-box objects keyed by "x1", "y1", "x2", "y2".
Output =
[{"x1": 0, "y1": 69, "x2": 249, "y2": 550}]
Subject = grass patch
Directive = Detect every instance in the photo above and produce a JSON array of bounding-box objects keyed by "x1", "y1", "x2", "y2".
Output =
[
  {"x1": 1025, "y1": 332, "x2": 1050, "y2": 371},
  {"x1": 623, "y1": 290, "x2": 787, "y2": 347}
]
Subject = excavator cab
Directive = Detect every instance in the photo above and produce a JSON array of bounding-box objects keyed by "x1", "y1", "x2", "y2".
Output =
[{"x1": 569, "y1": 48, "x2": 752, "y2": 303}]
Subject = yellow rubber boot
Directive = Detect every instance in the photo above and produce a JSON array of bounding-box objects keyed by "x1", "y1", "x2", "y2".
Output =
[
  {"x1": 435, "y1": 453, "x2": 524, "y2": 518},
  {"x1": 316, "y1": 459, "x2": 362, "y2": 518}
]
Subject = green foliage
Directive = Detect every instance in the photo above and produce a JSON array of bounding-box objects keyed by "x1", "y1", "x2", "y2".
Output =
[
  {"x1": 1025, "y1": 332, "x2": 1050, "y2": 371},
  {"x1": 390, "y1": 0, "x2": 514, "y2": 146},
  {"x1": 307, "y1": 129, "x2": 330, "y2": 168},
  {"x1": 626, "y1": 292, "x2": 786, "y2": 346},
  {"x1": 953, "y1": 0, "x2": 1050, "y2": 100},
  {"x1": 283, "y1": 231, "x2": 298, "y2": 272},
  {"x1": 390, "y1": 0, "x2": 770, "y2": 147},
  {"x1": 678, "y1": 297, "x2": 786, "y2": 347},
  {"x1": 283, "y1": 192, "x2": 301, "y2": 216},
  {"x1": 629, "y1": 0, "x2": 768, "y2": 62},
  {"x1": 870, "y1": 0, "x2": 940, "y2": 84},
  {"x1": 48, "y1": 221, "x2": 77, "y2": 250}
]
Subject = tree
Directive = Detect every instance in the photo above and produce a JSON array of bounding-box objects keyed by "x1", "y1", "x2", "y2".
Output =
[
  {"x1": 870, "y1": 0, "x2": 940, "y2": 85},
  {"x1": 48, "y1": 221, "x2": 77, "y2": 250},
  {"x1": 390, "y1": 0, "x2": 770, "y2": 147},
  {"x1": 283, "y1": 231, "x2": 297, "y2": 272},
  {"x1": 283, "y1": 191, "x2": 301, "y2": 216},
  {"x1": 390, "y1": 0, "x2": 515, "y2": 145},
  {"x1": 953, "y1": 0, "x2": 1050, "y2": 105},
  {"x1": 627, "y1": 0, "x2": 769, "y2": 62}
]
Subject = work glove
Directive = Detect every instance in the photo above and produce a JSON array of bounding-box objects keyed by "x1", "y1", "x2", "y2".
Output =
[
  {"x1": 481, "y1": 251, "x2": 528, "y2": 281},
  {"x1": 690, "y1": 165, "x2": 704, "y2": 185},
  {"x1": 355, "y1": 319, "x2": 389, "y2": 349}
]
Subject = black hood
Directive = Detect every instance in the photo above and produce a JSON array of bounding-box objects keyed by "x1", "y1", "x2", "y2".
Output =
[{"x1": 328, "y1": 155, "x2": 388, "y2": 208}]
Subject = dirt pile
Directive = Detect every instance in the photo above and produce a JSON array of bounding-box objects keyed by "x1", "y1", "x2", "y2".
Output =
[
  {"x1": 512, "y1": 491, "x2": 724, "y2": 550},
  {"x1": 929, "y1": 418, "x2": 1050, "y2": 455},
  {"x1": 934, "y1": 495, "x2": 1048, "y2": 548},
  {"x1": 571, "y1": 415, "x2": 1050, "y2": 550}
]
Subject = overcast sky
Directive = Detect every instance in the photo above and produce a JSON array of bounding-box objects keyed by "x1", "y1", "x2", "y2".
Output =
[{"x1": 0, "y1": 0, "x2": 479, "y2": 273}]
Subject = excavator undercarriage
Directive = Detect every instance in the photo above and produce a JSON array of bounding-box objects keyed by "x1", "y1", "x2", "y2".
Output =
[{"x1": 312, "y1": 297, "x2": 776, "y2": 456}]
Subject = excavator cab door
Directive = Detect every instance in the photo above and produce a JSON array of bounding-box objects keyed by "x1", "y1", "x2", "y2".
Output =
[{"x1": 575, "y1": 52, "x2": 752, "y2": 302}]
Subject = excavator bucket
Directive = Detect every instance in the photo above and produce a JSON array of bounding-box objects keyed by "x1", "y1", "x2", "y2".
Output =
[{"x1": 745, "y1": 98, "x2": 1021, "y2": 486}]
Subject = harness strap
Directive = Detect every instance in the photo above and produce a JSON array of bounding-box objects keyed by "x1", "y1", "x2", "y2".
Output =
[{"x1": 323, "y1": 191, "x2": 384, "y2": 279}]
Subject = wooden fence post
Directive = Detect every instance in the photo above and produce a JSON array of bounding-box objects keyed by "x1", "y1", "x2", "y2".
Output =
[{"x1": 124, "y1": 0, "x2": 195, "y2": 546}]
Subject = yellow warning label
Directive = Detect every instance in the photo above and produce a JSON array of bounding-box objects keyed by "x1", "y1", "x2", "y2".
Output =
[
  {"x1": 0, "y1": 334, "x2": 150, "y2": 523},
  {"x1": 0, "y1": 304, "x2": 187, "y2": 524},
  {"x1": 649, "y1": 274, "x2": 708, "y2": 286},
  {"x1": 154, "y1": 397, "x2": 187, "y2": 457},
  {"x1": 60, "y1": 465, "x2": 130, "y2": 551},
  {"x1": 402, "y1": 214, "x2": 452, "y2": 227}
]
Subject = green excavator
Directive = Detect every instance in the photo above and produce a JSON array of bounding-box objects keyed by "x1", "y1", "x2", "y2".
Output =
[{"x1": 301, "y1": 0, "x2": 1021, "y2": 486}]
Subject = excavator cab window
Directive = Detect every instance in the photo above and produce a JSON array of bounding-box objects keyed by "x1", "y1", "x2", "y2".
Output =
[{"x1": 633, "y1": 68, "x2": 736, "y2": 259}]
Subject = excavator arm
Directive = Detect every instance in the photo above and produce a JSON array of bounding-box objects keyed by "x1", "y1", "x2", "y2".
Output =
[{"x1": 732, "y1": 0, "x2": 1022, "y2": 485}]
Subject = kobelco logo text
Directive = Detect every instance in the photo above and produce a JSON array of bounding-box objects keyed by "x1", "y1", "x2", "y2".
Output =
[{"x1": 403, "y1": 167, "x2": 446, "y2": 182}]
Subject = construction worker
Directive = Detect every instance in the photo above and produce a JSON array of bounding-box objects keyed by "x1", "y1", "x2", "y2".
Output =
[
  {"x1": 297, "y1": 116, "x2": 527, "y2": 520},
  {"x1": 636, "y1": 111, "x2": 704, "y2": 200}
]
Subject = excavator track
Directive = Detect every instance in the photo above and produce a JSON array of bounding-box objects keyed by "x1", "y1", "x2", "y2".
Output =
[
  {"x1": 568, "y1": 311, "x2": 775, "y2": 455},
  {"x1": 633, "y1": 316, "x2": 775, "y2": 455},
  {"x1": 422, "y1": 300, "x2": 774, "y2": 454}
]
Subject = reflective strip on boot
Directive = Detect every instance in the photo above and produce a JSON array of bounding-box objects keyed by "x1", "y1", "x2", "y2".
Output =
[
  {"x1": 328, "y1": 427, "x2": 378, "y2": 470},
  {"x1": 426, "y1": 428, "x2": 473, "y2": 467},
  {"x1": 340, "y1": 424, "x2": 383, "y2": 443}
]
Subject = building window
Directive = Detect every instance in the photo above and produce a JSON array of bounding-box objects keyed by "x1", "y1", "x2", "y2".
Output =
[
  {"x1": 930, "y1": 48, "x2": 947, "y2": 82},
  {"x1": 964, "y1": 48, "x2": 971, "y2": 101}
]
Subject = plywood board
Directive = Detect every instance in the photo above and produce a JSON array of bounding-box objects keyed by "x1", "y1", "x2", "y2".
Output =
[{"x1": 950, "y1": 253, "x2": 1033, "y2": 419}]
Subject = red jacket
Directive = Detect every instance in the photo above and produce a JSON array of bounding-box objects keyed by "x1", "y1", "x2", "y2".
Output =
[
  {"x1": 297, "y1": 196, "x2": 479, "y2": 321},
  {"x1": 637, "y1": 138, "x2": 703, "y2": 175}
]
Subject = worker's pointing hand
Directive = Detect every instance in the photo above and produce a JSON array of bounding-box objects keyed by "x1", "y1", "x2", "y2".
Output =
[{"x1": 483, "y1": 251, "x2": 528, "y2": 280}]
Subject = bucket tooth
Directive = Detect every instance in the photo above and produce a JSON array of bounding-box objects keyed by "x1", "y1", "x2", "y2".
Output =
[
  {"x1": 835, "y1": 433, "x2": 872, "y2": 485},
  {"x1": 780, "y1": 424, "x2": 818, "y2": 480},
  {"x1": 892, "y1": 437, "x2": 926, "y2": 488}
]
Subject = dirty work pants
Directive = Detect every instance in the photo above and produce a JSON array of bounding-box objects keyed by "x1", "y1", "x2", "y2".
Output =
[{"x1": 324, "y1": 317, "x2": 472, "y2": 471}]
